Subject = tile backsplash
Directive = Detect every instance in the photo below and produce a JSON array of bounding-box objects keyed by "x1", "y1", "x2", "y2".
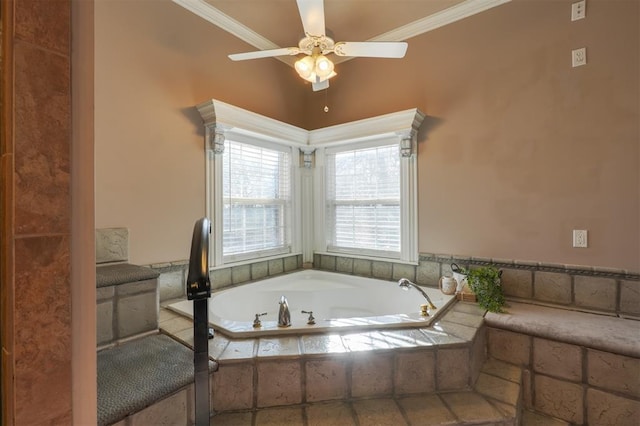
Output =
[{"x1": 314, "y1": 253, "x2": 640, "y2": 319}]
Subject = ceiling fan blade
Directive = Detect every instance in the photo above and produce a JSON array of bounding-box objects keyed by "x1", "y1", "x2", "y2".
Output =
[
  {"x1": 334, "y1": 41, "x2": 408, "y2": 58},
  {"x1": 228, "y1": 47, "x2": 300, "y2": 61},
  {"x1": 296, "y1": 0, "x2": 325, "y2": 36}
]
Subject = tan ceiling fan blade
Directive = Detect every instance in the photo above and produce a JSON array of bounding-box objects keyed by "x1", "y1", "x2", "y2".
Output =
[
  {"x1": 228, "y1": 47, "x2": 300, "y2": 61},
  {"x1": 333, "y1": 41, "x2": 408, "y2": 58},
  {"x1": 296, "y1": 0, "x2": 326, "y2": 37}
]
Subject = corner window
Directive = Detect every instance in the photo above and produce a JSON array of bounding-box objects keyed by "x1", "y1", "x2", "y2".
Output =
[
  {"x1": 325, "y1": 143, "x2": 401, "y2": 257},
  {"x1": 198, "y1": 99, "x2": 423, "y2": 267}
]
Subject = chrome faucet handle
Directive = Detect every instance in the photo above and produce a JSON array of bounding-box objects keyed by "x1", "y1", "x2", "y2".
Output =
[
  {"x1": 301, "y1": 310, "x2": 315, "y2": 325},
  {"x1": 253, "y1": 312, "x2": 267, "y2": 328}
]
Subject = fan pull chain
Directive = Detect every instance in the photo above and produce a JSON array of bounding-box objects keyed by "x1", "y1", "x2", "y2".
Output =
[{"x1": 323, "y1": 88, "x2": 329, "y2": 113}]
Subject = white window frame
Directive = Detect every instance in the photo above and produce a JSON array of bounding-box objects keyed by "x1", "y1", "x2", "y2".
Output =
[
  {"x1": 314, "y1": 138, "x2": 418, "y2": 263},
  {"x1": 197, "y1": 100, "x2": 424, "y2": 267},
  {"x1": 310, "y1": 109, "x2": 423, "y2": 264},
  {"x1": 218, "y1": 136, "x2": 294, "y2": 263},
  {"x1": 324, "y1": 138, "x2": 403, "y2": 258},
  {"x1": 197, "y1": 100, "x2": 307, "y2": 267}
]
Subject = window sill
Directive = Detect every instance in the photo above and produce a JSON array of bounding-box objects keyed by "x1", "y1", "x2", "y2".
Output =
[
  {"x1": 211, "y1": 252, "x2": 302, "y2": 271},
  {"x1": 315, "y1": 251, "x2": 418, "y2": 266}
]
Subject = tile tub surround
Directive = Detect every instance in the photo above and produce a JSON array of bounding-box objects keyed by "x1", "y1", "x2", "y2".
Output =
[
  {"x1": 314, "y1": 253, "x2": 640, "y2": 318},
  {"x1": 96, "y1": 263, "x2": 160, "y2": 347},
  {"x1": 160, "y1": 300, "x2": 489, "y2": 414},
  {"x1": 95, "y1": 225, "x2": 303, "y2": 303},
  {"x1": 147, "y1": 254, "x2": 303, "y2": 302},
  {"x1": 485, "y1": 302, "x2": 640, "y2": 425}
]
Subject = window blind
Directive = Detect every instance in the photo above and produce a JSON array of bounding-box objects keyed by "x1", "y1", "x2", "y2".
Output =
[
  {"x1": 222, "y1": 140, "x2": 291, "y2": 261},
  {"x1": 326, "y1": 144, "x2": 400, "y2": 254}
]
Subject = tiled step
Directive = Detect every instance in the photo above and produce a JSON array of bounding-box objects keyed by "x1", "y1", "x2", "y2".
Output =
[
  {"x1": 96, "y1": 263, "x2": 160, "y2": 347},
  {"x1": 208, "y1": 358, "x2": 523, "y2": 425},
  {"x1": 211, "y1": 391, "x2": 517, "y2": 425},
  {"x1": 521, "y1": 409, "x2": 571, "y2": 426},
  {"x1": 97, "y1": 333, "x2": 215, "y2": 426},
  {"x1": 474, "y1": 358, "x2": 523, "y2": 423}
]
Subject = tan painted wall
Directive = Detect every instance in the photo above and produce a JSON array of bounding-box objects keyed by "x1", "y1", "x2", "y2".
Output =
[
  {"x1": 307, "y1": 0, "x2": 639, "y2": 271},
  {"x1": 95, "y1": 0, "x2": 639, "y2": 271},
  {"x1": 94, "y1": 0, "x2": 307, "y2": 264}
]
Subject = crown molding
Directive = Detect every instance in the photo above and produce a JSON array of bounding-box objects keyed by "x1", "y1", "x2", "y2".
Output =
[
  {"x1": 308, "y1": 108, "x2": 425, "y2": 147},
  {"x1": 196, "y1": 100, "x2": 425, "y2": 150},
  {"x1": 196, "y1": 99, "x2": 308, "y2": 147}
]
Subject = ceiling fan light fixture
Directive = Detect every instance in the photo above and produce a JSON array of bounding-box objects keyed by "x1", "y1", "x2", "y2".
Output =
[
  {"x1": 295, "y1": 55, "x2": 315, "y2": 79},
  {"x1": 314, "y1": 54, "x2": 334, "y2": 78}
]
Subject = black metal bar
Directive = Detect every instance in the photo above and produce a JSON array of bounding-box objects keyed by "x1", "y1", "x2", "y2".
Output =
[
  {"x1": 193, "y1": 299, "x2": 209, "y2": 426},
  {"x1": 186, "y1": 217, "x2": 211, "y2": 426}
]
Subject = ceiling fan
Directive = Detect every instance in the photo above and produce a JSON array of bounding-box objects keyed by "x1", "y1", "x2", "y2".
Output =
[{"x1": 228, "y1": 0, "x2": 408, "y2": 91}]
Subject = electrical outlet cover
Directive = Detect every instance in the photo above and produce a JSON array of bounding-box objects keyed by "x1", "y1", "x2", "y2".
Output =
[
  {"x1": 571, "y1": 0, "x2": 586, "y2": 21},
  {"x1": 572, "y1": 48, "x2": 587, "y2": 67},
  {"x1": 573, "y1": 230, "x2": 588, "y2": 248}
]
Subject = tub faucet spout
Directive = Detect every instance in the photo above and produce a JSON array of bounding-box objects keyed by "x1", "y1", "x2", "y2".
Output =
[
  {"x1": 398, "y1": 278, "x2": 437, "y2": 310},
  {"x1": 278, "y1": 295, "x2": 291, "y2": 327}
]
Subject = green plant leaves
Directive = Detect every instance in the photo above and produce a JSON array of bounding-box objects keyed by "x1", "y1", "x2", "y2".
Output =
[{"x1": 463, "y1": 266, "x2": 505, "y2": 313}]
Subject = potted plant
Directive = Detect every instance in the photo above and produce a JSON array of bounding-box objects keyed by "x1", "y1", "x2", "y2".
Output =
[{"x1": 459, "y1": 265, "x2": 506, "y2": 313}]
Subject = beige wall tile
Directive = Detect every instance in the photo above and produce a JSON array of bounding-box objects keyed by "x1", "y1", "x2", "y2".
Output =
[
  {"x1": 351, "y1": 353, "x2": 394, "y2": 397},
  {"x1": 251, "y1": 261, "x2": 269, "y2": 280},
  {"x1": 574, "y1": 276, "x2": 617, "y2": 311},
  {"x1": 398, "y1": 394, "x2": 457, "y2": 425},
  {"x1": 587, "y1": 388, "x2": 640, "y2": 426},
  {"x1": 335, "y1": 257, "x2": 353, "y2": 274},
  {"x1": 534, "y1": 374, "x2": 584, "y2": 424},
  {"x1": 587, "y1": 349, "x2": 640, "y2": 398},
  {"x1": 211, "y1": 411, "x2": 253, "y2": 425},
  {"x1": 306, "y1": 401, "x2": 356, "y2": 426},
  {"x1": 256, "y1": 360, "x2": 302, "y2": 407},
  {"x1": 352, "y1": 398, "x2": 406, "y2": 425},
  {"x1": 501, "y1": 268, "x2": 533, "y2": 298},
  {"x1": 436, "y1": 347, "x2": 470, "y2": 390},
  {"x1": 129, "y1": 390, "x2": 188, "y2": 426},
  {"x1": 534, "y1": 272, "x2": 572, "y2": 304},
  {"x1": 255, "y1": 406, "x2": 304, "y2": 425},
  {"x1": 305, "y1": 359, "x2": 348, "y2": 402},
  {"x1": 212, "y1": 363, "x2": 254, "y2": 411},
  {"x1": 392, "y1": 263, "x2": 416, "y2": 282},
  {"x1": 353, "y1": 259, "x2": 372, "y2": 277},
  {"x1": 475, "y1": 372, "x2": 520, "y2": 406},
  {"x1": 371, "y1": 261, "x2": 393, "y2": 280},
  {"x1": 620, "y1": 280, "x2": 640, "y2": 315},
  {"x1": 487, "y1": 327, "x2": 531, "y2": 366},
  {"x1": 394, "y1": 351, "x2": 436, "y2": 394},
  {"x1": 416, "y1": 260, "x2": 440, "y2": 286},
  {"x1": 268, "y1": 258, "x2": 284, "y2": 275},
  {"x1": 533, "y1": 338, "x2": 582, "y2": 381},
  {"x1": 440, "y1": 392, "x2": 504, "y2": 423}
]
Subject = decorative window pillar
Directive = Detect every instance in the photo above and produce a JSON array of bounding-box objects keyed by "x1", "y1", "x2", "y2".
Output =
[{"x1": 206, "y1": 125, "x2": 226, "y2": 154}]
